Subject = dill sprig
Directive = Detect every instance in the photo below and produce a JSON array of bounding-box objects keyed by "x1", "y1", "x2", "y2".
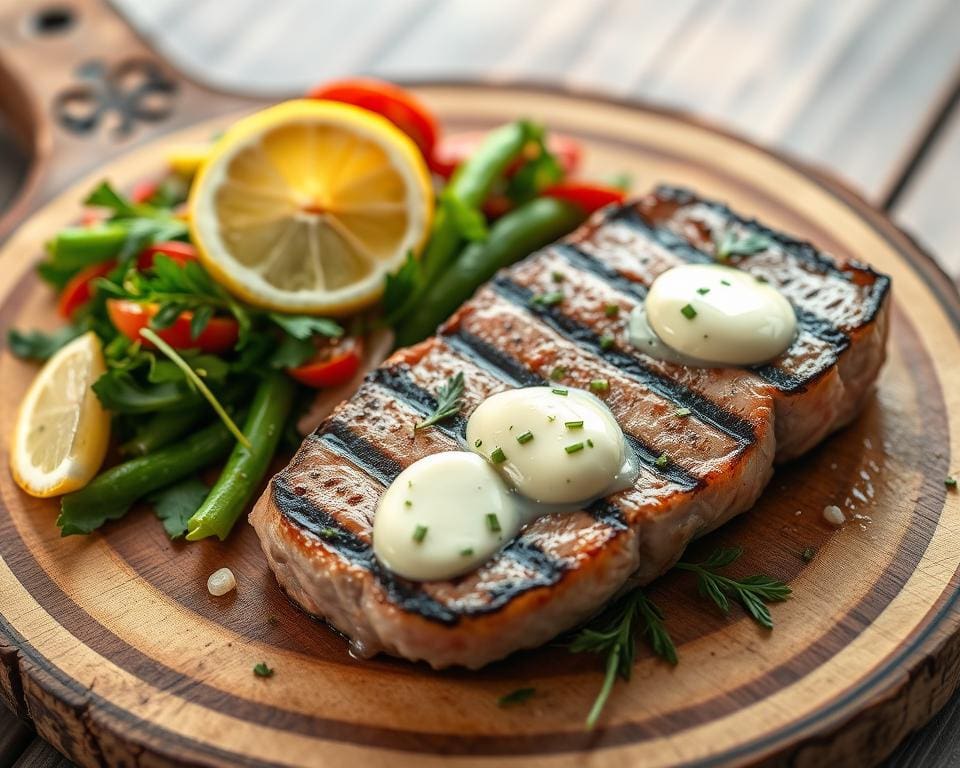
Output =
[
  {"x1": 568, "y1": 590, "x2": 676, "y2": 729},
  {"x1": 714, "y1": 229, "x2": 772, "y2": 261},
  {"x1": 675, "y1": 546, "x2": 791, "y2": 629},
  {"x1": 415, "y1": 372, "x2": 465, "y2": 431}
]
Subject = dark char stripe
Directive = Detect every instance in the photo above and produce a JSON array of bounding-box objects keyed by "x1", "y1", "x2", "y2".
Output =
[
  {"x1": 442, "y1": 329, "x2": 542, "y2": 386},
  {"x1": 489, "y1": 275, "x2": 758, "y2": 445},
  {"x1": 365, "y1": 367, "x2": 468, "y2": 441},
  {"x1": 552, "y1": 243, "x2": 649, "y2": 300},
  {"x1": 314, "y1": 427, "x2": 403, "y2": 488},
  {"x1": 440, "y1": 331, "x2": 699, "y2": 489}
]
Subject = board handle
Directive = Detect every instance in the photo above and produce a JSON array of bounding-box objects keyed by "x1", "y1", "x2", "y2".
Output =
[{"x1": 0, "y1": 0, "x2": 264, "y2": 239}]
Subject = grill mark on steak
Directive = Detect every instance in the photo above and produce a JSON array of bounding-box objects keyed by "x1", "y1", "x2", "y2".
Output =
[
  {"x1": 553, "y1": 243, "x2": 650, "y2": 301},
  {"x1": 488, "y1": 275, "x2": 758, "y2": 445}
]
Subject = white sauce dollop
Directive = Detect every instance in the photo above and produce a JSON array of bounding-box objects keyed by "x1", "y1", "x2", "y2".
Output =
[
  {"x1": 639, "y1": 264, "x2": 796, "y2": 366},
  {"x1": 372, "y1": 452, "x2": 520, "y2": 581},
  {"x1": 372, "y1": 387, "x2": 636, "y2": 581},
  {"x1": 466, "y1": 387, "x2": 633, "y2": 505}
]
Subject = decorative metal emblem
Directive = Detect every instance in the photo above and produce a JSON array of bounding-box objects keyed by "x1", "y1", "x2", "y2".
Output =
[{"x1": 53, "y1": 58, "x2": 177, "y2": 138}]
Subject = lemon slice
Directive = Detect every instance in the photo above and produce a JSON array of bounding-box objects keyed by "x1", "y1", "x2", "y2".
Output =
[
  {"x1": 11, "y1": 332, "x2": 110, "y2": 497},
  {"x1": 188, "y1": 99, "x2": 433, "y2": 315}
]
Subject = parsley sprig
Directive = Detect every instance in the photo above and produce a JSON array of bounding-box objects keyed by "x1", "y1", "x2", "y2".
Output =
[
  {"x1": 675, "y1": 546, "x2": 791, "y2": 629},
  {"x1": 415, "y1": 372, "x2": 465, "y2": 431}
]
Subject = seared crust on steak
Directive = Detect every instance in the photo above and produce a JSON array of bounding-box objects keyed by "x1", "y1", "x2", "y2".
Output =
[{"x1": 250, "y1": 187, "x2": 890, "y2": 669}]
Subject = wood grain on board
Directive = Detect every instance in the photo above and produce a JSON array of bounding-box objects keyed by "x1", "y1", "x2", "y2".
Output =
[
  {"x1": 114, "y1": 0, "x2": 960, "y2": 205},
  {"x1": 0, "y1": 85, "x2": 959, "y2": 768}
]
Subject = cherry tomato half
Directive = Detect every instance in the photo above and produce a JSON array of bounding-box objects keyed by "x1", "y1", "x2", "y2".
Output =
[
  {"x1": 430, "y1": 131, "x2": 582, "y2": 180},
  {"x1": 130, "y1": 179, "x2": 160, "y2": 204},
  {"x1": 137, "y1": 241, "x2": 198, "y2": 270},
  {"x1": 58, "y1": 261, "x2": 116, "y2": 319},
  {"x1": 287, "y1": 336, "x2": 363, "y2": 388},
  {"x1": 541, "y1": 182, "x2": 626, "y2": 215},
  {"x1": 107, "y1": 299, "x2": 239, "y2": 354},
  {"x1": 308, "y1": 78, "x2": 439, "y2": 160}
]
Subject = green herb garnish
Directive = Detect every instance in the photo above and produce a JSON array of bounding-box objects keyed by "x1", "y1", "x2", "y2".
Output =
[
  {"x1": 800, "y1": 546, "x2": 816, "y2": 563},
  {"x1": 516, "y1": 430, "x2": 534, "y2": 445},
  {"x1": 415, "y1": 372, "x2": 465, "y2": 431},
  {"x1": 675, "y1": 407, "x2": 692, "y2": 417},
  {"x1": 604, "y1": 304, "x2": 620, "y2": 318},
  {"x1": 696, "y1": 287, "x2": 710, "y2": 295},
  {"x1": 714, "y1": 229, "x2": 772, "y2": 260},
  {"x1": 654, "y1": 453, "x2": 669, "y2": 468},
  {"x1": 675, "y1": 547, "x2": 791, "y2": 629},
  {"x1": 600, "y1": 333, "x2": 615, "y2": 350},
  {"x1": 550, "y1": 366, "x2": 566, "y2": 381},
  {"x1": 946, "y1": 476, "x2": 958, "y2": 489},
  {"x1": 532, "y1": 290, "x2": 564, "y2": 307},
  {"x1": 253, "y1": 663, "x2": 274, "y2": 678},
  {"x1": 460, "y1": 547, "x2": 474, "y2": 556},
  {"x1": 486, "y1": 513, "x2": 502, "y2": 533},
  {"x1": 490, "y1": 447, "x2": 507, "y2": 464},
  {"x1": 498, "y1": 687, "x2": 536, "y2": 707},
  {"x1": 551, "y1": 271, "x2": 565, "y2": 283},
  {"x1": 680, "y1": 304, "x2": 697, "y2": 320},
  {"x1": 412, "y1": 525, "x2": 428, "y2": 543},
  {"x1": 589, "y1": 379, "x2": 609, "y2": 393},
  {"x1": 565, "y1": 420, "x2": 584, "y2": 429},
  {"x1": 552, "y1": 388, "x2": 568, "y2": 396},
  {"x1": 568, "y1": 590, "x2": 675, "y2": 729},
  {"x1": 474, "y1": 439, "x2": 483, "y2": 448},
  {"x1": 565, "y1": 442, "x2": 585, "y2": 454}
]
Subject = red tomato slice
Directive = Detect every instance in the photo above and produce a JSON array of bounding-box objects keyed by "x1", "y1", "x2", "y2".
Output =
[
  {"x1": 287, "y1": 336, "x2": 363, "y2": 388},
  {"x1": 138, "y1": 241, "x2": 198, "y2": 270},
  {"x1": 130, "y1": 179, "x2": 160, "y2": 204},
  {"x1": 58, "y1": 261, "x2": 116, "y2": 319},
  {"x1": 541, "y1": 182, "x2": 626, "y2": 214},
  {"x1": 307, "y1": 78, "x2": 439, "y2": 160},
  {"x1": 430, "y1": 131, "x2": 582, "y2": 179},
  {"x1": 107, "y1": 299, "x2": 239, "y2": 354}
]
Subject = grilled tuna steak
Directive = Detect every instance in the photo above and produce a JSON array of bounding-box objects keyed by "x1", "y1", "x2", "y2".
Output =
[{"x1": 250, "y1": 186, "x2": 890, "y2": 669}]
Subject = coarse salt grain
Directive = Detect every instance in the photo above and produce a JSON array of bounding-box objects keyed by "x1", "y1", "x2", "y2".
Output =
[
  {"x1": 822, "y1": 505, "x2": 845, "y2": 527},
  {"x1": 207, "y1": 567, "x2": 236, "y2": 596}
]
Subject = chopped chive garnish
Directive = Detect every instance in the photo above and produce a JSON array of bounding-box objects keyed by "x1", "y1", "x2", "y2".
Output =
[
  {"x1": 564, "y1": 420, "x2": 584, "y2": 429},
  {"x1": 755, "y1": 274, "x2": 769, "y2": 283},
  {"x1": 460, "y1": 547, "x2": 475, "y2": 556},
  {"x1": 565, "y1": 442, "x2": 585, "y2": 454},
  {"x1": 600, "y1": 333, "x2": 615, "y2": 350},
  {"x1": 589, "y1": 379, "x2": 609, "y2": 393},
  {"x1": 486, "y1": 513, "x2": 502, "y2": 533},
  {"x1": 680, "y1": 304, "x2": 697, "y2": 320},
  {"x1": 587, "y1": 438, "x2": 594, "y2": 448},
  {"x1": 696, "y1": 287, "x2": 710, "y2": 295},
  {"x1": 551, "y1": 271, "x2": 565, "y2": 283},
  {"x1": 675, "y1": 407, "x2": 692, "y2": 417},
  {"x1": 404, "y1": 500, "x2": 412, "y2": 508},
  {"x1": 412, "y1": 525, "x2": 428, "y2": 543},
  {"x1": 253, "y1": 662, "x2": 274, "y2": 678},
  {"x1": 947, "y1": 476, "x2": 958, "y2": 489},
  {"x1": 654, "y1": 453, "x2": 669, "y2": 468},
  {"x1": 721, "y1": 279, "x2": 731, "y2": 286},
  {"x1": 474, "y1": 439, "x2": 483, "y2": 448},
  {"x1": 552, "y1": 388, "x2": 568, "y2": 396},
  {"x1": 547, "y1": 414, "x2": 557, "y2": 422},
  {"x1": 498, "y1": 687, "x2": 535, "y2": 707},
  {"x1": 550, "y1": 366, "x2": 566, "y2": 381},
  {"x1": 532, "y1": 290, "x2": 564, "y2": 306},
  {"x1": 516, "y1": 430, "x2": 534, "y2": 444},
  {"x1": 490, "y1": 447, "x2": 507, "y2": 464},
  {"x1": 604, "y1": 303, "x2": 620, "y2": 318}
]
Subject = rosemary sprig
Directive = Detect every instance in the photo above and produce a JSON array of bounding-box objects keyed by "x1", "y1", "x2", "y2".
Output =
[
  {"x1": 714, "y1": 229, "x2": 772, "y2": 261},
  {"x1": 568, "y1": 590, "x2": 676, "y2": 729},
  {"x1": 675, "y1": 546, "x2": 791, "y2": 629},
  {"x1": 415, "y1": 372, "x2": 465, "y2": 431}
]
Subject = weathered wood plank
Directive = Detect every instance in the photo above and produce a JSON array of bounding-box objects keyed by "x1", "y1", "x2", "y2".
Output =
[
  {"x1": 11, "y1": 739, "x2": 71, "y2": 768},
  {"x1": 891, "y1": 96, "x2": 960, "y2": 282},
  {"x1": 0, "y1": 706, "x2": 33, "y2": 766}
]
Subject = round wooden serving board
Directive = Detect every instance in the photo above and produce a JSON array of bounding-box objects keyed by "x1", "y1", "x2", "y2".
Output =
[{"x1": 1, "y1": 83, "x2": 960, "y2": 768}]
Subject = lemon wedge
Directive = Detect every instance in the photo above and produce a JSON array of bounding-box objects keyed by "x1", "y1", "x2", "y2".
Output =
[
  {"x1": 188, "y1": 99, "x2": 433, "y2": 315},
  {"x1": 11, "y1": 332, "x2": 110, "y2": 497}
]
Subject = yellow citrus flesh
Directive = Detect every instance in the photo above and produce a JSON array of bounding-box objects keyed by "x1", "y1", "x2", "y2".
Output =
[
  {"x1": 11, "y1": 332, "x2": 110, "y2": 498},
  {"x1": 188, "y1": 99, "x2": 433, "y2": 315}
]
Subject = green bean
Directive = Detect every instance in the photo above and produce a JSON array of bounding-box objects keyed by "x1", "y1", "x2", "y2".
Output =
[
  {"x1": 419, "y1": 121, "x2": 535, "y2": 285},
  {"x1": 186, "y1": 372, "x2": 296, "y2": 541},
  {"x1": 58, "y1": 420, "x2": 235, "y2": 535},
  {"x1": 395, "y1": 197, "x2": 584, "y2": 346},
  {"x1": 48, "y1": 224, "x2": 128, "y2": 269},
  {"x1": 119, "y1": 406, "x2": 207, "y2": 457}
]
